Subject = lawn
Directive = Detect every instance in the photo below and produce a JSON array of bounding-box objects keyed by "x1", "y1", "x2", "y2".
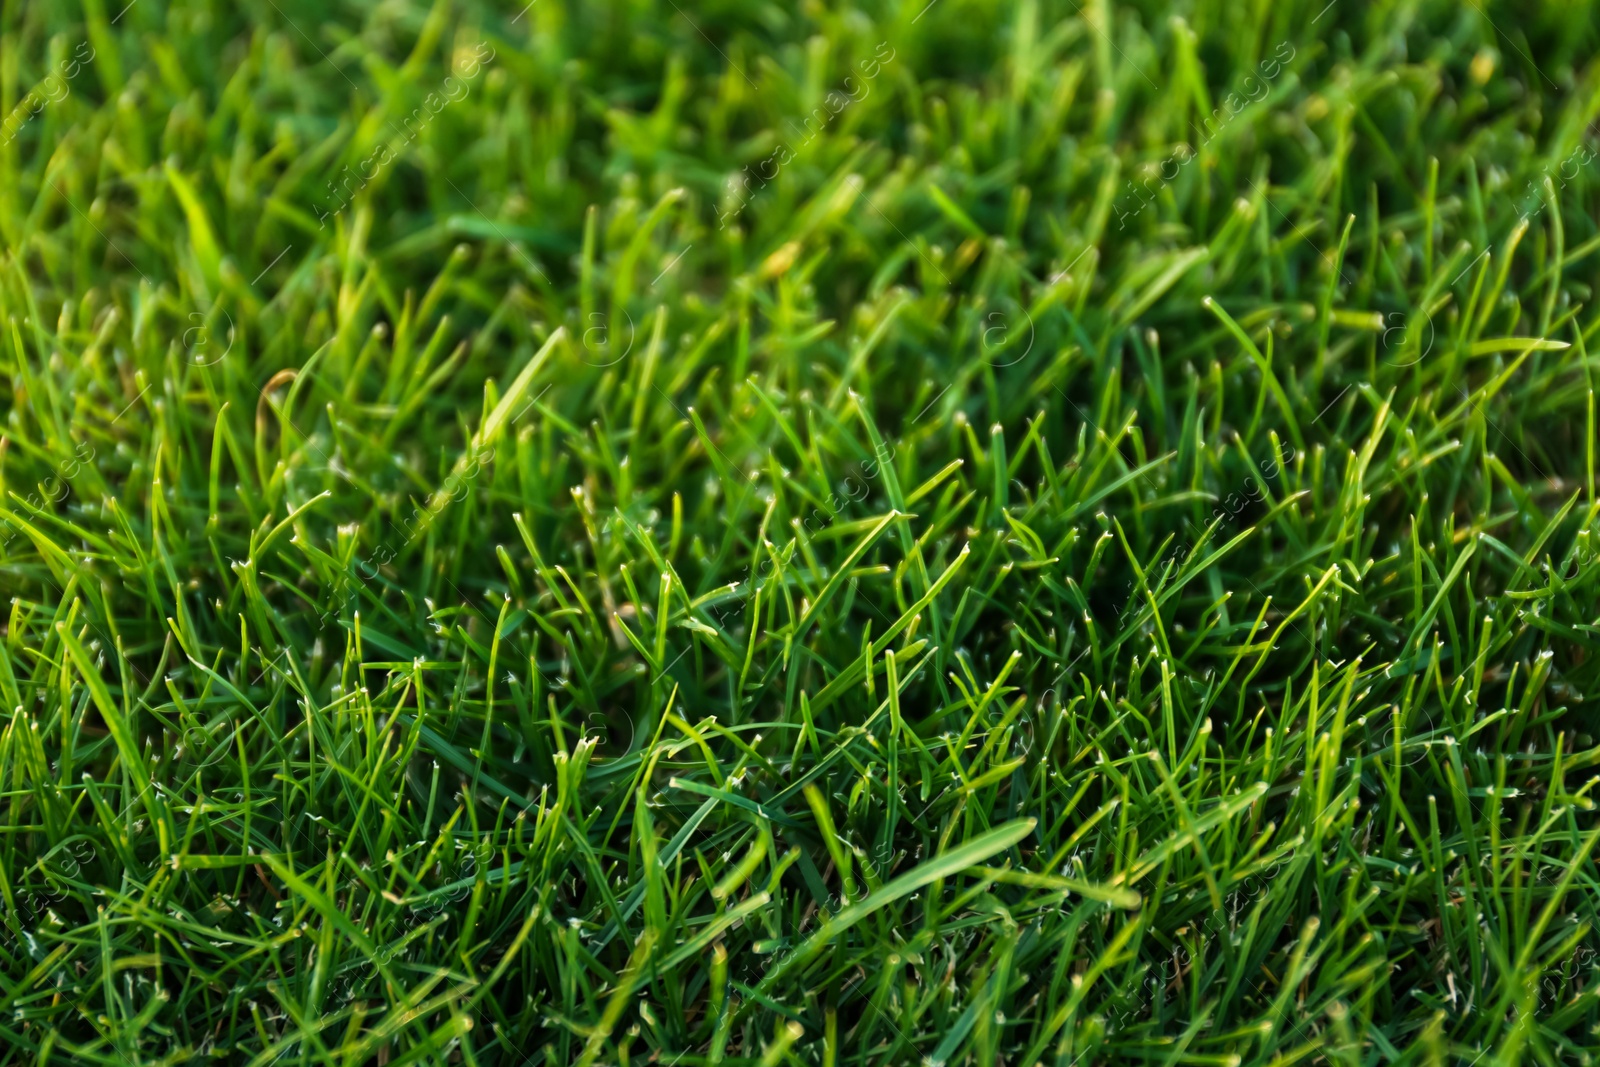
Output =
[{"x1": 2, "y1": 0, "x2": 1599, "y2": 1063}]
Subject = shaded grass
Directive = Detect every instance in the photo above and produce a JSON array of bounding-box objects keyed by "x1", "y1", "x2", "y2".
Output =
[{"x1": 1, "y1": 0, "x2": 1600, "y2": 1063}]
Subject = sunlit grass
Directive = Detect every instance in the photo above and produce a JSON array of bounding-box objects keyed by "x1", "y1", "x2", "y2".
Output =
[{"x1": 1, "y1": 0, "x2": 1599, "y2": 1063}]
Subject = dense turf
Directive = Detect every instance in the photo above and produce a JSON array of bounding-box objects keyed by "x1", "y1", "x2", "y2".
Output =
[{"x1": 2, "y1": 0, "x2": 1600, "y2": 1063}]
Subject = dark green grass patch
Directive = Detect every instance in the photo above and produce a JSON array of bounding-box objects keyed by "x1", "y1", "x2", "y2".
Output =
[{"x1": 2, "y1": 0, "x2": 1600, "y2": 1063}]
